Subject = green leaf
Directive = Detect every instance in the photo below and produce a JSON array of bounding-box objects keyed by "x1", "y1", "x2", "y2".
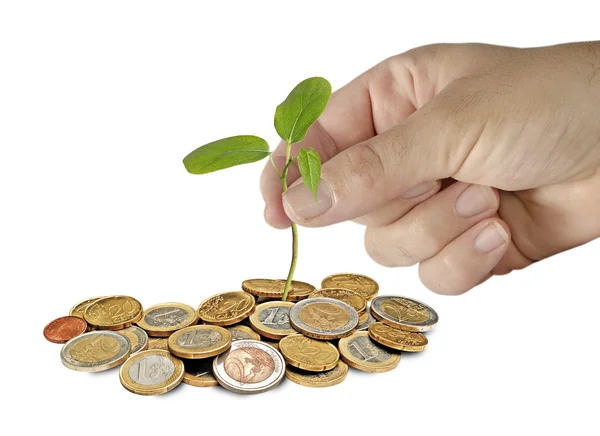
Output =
[
  {"x1": 297, "y1": 148, "x2": 322, "y2": 202},
  {"x1": 183, "y1": 135, "x2": 270, "y2": 175},
  {"x1": 274, "y1": 77, "x2": 332, "y2": 144}
]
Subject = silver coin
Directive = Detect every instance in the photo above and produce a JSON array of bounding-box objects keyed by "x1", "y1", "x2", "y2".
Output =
[
  {"x1": 370, "y1": 295, "x2": 438, "y2": 332},
  {"x1": 117, "y1": 325, "x2": 149, "y2": 355},
  {"x1": 226, "y1": 325, "x2": 260, "y2": 341},
  {"x1": 61, "y1": 331, "x2": 131, "y2": 372},
  {"x1": 289, "y1": 297, "x2": 358, "y2": 340},
  {"x1": 212, "y1": 339, "x2": 285, "y2": 394},
  {"x1": 355, "y1": 310, "x2": 376, "y2": 331}
]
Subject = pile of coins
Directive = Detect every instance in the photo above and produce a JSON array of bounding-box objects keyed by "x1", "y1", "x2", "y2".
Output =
[{"x1": 43, "y1": 273, "x2": 438, "y2": 395}]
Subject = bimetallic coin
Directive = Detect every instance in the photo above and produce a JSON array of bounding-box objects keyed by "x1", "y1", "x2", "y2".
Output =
[
  {"x1": 213, "y1": 340, "x2": 285, "y2": 394},
  {"x1": 148, "y1": 337, "x2": 169, "y2": 351},
  {"x1": 61, "y1": 331, "x2": 130, "y2": 372},
  {"x1": 69, "y1": 297, "x2": 103, "y2": 319},
  {"x1": 368, "y1": 322, "x2": 428, "y2": 352},
  {"x1": 321, "y1": 273, "x2": 379, "y2": 301},
  {"x1": 355, "y1": 310, "x2": 376, "y2": 331},
  {"x1": 117, "y1": 325, "x2": 149, "y2": 355},
  {"x1": 279, "y1": 334, "x2": 339, "y2": 372},
  {"x1": 309, "y1": 288, "x2": 367, "y2": 314},
  {"x1": 242, "y1": 279, "x2": 315, "y2": 302},
  {"x1": 226, "y1": 325, "x2": 261, "y2": 341},
  {"x1": 136, "y1": 302, "x2": 198, "y2": 337},
  {"x1": 182, "y1": 358, "x2": 219, "y2": 387},
  {"x1": 198, "y1": 291, "x2": 255, "y2": 326},
  {"x1": 84, "y1": 296, "x2": 143, "y2": 330},
  {"x1": 168, "y1": 325, "x2": 231, "y2": 359},
  {"x1": 338, "y1": 331, "x2": 400, "y2": 373},
  {"x1": 285, "y1": 361, "x2": 349, "y2": 388},
  {"x1": 249, "y1": 301, "x2": 296, "y2": 340},
  {"x1": 289, "y1": 298, "x2": 358, "y2": 340},
  {"x1": 43, "y1": 316, "x2": 87, "y2": 344},
  {"x1": 370, "y1": 295, "x2": 438, "y2": 332},
  {"x1": 120, "y1": 350, "x2": 184, "y2": 395}
]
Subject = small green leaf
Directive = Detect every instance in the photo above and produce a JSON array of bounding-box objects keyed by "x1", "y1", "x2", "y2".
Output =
[
  {"x1": 297, "y1": 148, "x2": 321, "y2": 202},
  {"x1": 274, "y1": 77, "x2": 332, "y2": 144},
  {"x1": 183, "y1": 135, "x2": 270, "y2": 175}
]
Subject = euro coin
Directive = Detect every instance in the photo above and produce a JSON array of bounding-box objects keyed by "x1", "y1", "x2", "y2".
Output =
[
  {"x1": 285, "y1": 361, "x2": 348, "y2": 388},
  {"x1": 61, "y1": 331, "x2": 130, "y2": 372},
  {"x1": 182, "y1": 358, "x2": 219, "y2": 387},
  {"x1": 368, "y1": 322, "x2": 428, "y2": 352},
  {"x1": 370, "y1": 295, "x2": 438, "y2": 332},
  {"x1": 226, "y1": 324, "x2": 261, "y2": 341},
  {"x1": 198, "y1": 291, "x2": 255, "y2": 326},
  {"x1": 117, "y1": 325, "x2": 149, "y2": 355},
  {"x1": 289, "y1": 297, "x2": 358, "y2": 340},
  {"x1": 309, "y1": 288, "x2": 367, "y2": 314},
  {"x1": 338, "y1": 331, "x2": 400, "y2": 373},
  {"x1": 355, "y1": 310, "x2": 376, "y2": 331},
  {"x1": 279, "y1": 334, "x2": 339, "y2": 371},
  {"x1": 242, "y1": 279, "x2": 315, "y2": 301},
  {"x1": 260, "y1": 337, "x2": 280, "y2": 350},
  {"x1": 120, "y1": 350, "x2": 184, "y2": 395},
  {"x1": 249, "y1": 301, "x2": 296, "y2": 340},
  {"x1": 69, "y1": 297, "x2": 102, "y2": 319},
  {"x1": 213, "y1": 340, "x2": 285, "y2": 394},
  {"x1": 321, "y1": 273, "x2": 379, "y2": 301},
  {"x1": 168, "y1": 325, "x2": 231, "y2": 359},
  {"x1": 43, "y1": 316, "x2": 87, "y2": 344},
  {"x1": 136, "y1": 302, "x2": 198, "y2": 337},
  {"x1": 148, "y1": 337, "x2": 169, "y2": 351},
  {"x1": 84, "y1": 296, "x2": 143, "y2": 330}
]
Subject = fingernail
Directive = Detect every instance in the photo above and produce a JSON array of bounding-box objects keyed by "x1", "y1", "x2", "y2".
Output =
[
  {"x1": 400, "y1": 181, "x2": 437, "y2": 199},
  {"x1": 455, "y1": 185, "x2": 497, "y2": 217},
  {"x1": 282, "y1": 180, "x2": 333, "y2": 222},
  {"x1": 474, "y1": 222, "x2": 509, "y2": 253}
]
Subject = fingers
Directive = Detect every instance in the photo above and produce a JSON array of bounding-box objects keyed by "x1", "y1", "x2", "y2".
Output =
[
  {"x1": 364, "y1": 183, "x2": 499, "y2": 266},
  {"x1": 418, "y1": 218, "x2": 511, "y2": 295}
]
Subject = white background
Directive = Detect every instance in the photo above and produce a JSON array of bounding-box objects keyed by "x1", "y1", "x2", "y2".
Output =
[{"x1": 1, "y1": 1, "x2": 599, "y2": 434}]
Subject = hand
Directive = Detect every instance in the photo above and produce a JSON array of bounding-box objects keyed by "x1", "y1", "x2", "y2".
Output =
[{"x1": 261, "y1": 42, "x2": 600, "y2": 295}]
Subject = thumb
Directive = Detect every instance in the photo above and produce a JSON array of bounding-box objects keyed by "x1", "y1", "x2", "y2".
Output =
[{"x1": 281, "y1": 89, "x2": 479, "y2": 227}]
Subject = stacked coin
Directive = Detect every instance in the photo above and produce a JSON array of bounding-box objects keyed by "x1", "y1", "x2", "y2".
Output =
[{"x1": 44, "y1": 274, "x2": 438, "y2": 394}]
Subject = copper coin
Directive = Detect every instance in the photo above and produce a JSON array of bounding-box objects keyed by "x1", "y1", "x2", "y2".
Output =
[{"x1": 44, "y1": 316, "x2": 88, "y2": 344}]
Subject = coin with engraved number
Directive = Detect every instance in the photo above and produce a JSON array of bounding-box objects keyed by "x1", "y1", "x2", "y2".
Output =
[
  {"x1": 148, "y1": 337, "x2": 169, "y2": 351},
  {"x1": 120, "y1": 350, "x2": 184, "y2": 395},
  {"x1": 198, "y1": 291, "x2": 255, "y2": 326},
  {"x1": 368, "y1": 322, "x2": 428, "y2": 352},
  {"x1": 355, "y1": 310, "x2": 376, "y2": 331},
  {"x1": 321, "y1": 273, "x2": 379, "y2": 301},
  {"x1": 279, "y1": 334, "x2": 339, "y2": 372},
  {"x1": 84, "y1": 296, "x2": 143, "y2": 330},
  {"x1": 370, "y1": 295, "x2": 438, "y2": 332},
  {"x1": 249, "y1": 301, "x2": 296, "y2": 340},
  {"x1": 136, "y1": 302, "x2": 198, "y2": 337},
  {"x1": 226, "y1": 325, "x2": 260, "y2": 341},
  {"x1": 182, "y1": 358, "x2": 219, "y2": 387},
  {"x1": 44, "y1": 316, "x2": 88, "y2": 344},
  {"x1": 116, "y1": 325, "x2": 149, "y2": 355},
  {"x1": 285, "y1": 360, "x2": 349, "y2": 388},
  {"x1": 213, "y1": 339, "x2": 285, "y2": 394},
  {"x1": 338, "y1": 331, "x2": 400, "y2": 373},
  {"x1": 61, "y1": 331, "x2": 131, "y2": 372},
  {"x1": 309, "y1": 288, "x2": 367, "y2": 314},
  {"x1": 289, "y1": 297, "x2": 358, "y2": 340},
  {"x1": 242, "y1": 279, "x2": 315, "y2": 302},
  {"x1": 168, "y1": 325, "x2": 231, "y2": 359},
  {"x1": 69, "y1": 297, "x2": 103, "y2": 319}
]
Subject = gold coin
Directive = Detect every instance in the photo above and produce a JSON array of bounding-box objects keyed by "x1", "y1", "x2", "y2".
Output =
[
  {"x1": 289, "y1": 298, "x2": 359, "y2": 340},
  {"x1": 285, "y1": 361, "x2": 348, "y2": 388},
  {"x1": 182, "y1": 358, "x2": 219, "y2": 387},
  {"x1": 120, "y1": 350, "x2": 184, "y2": 395},
  {"x1": 148, "y1": 337, "x2": 169, "y2": 351},
  {"x1": 321, "y1": 273, "x2": 379, "y2": 301},
  {"x1": 168, "y1": 325, "x2": 231, "y2": 359},
  {"x1": 279, "y1": 334, "x2": 339, "y2": 372},
  {"x1": 242, "y1": 279, "x2": 315, "y2": 302},
  {"x1": 249, "y1": 301, "x2": 296, "y2": 340},
  {"x1": 370, "y1": 295, "x2": 438, "y2": 332},
  {"x1": 69, "y1": 297, "x2": 103, "y2": 319},
  {"x1": 84, "y1": 296, "x2": 143, "y2": 330},
  {"x1": 60, "y1": 331, "x2": 131, "y2": 372},
  {"x1": 309, "y1": 288, "x2": 367, "y2": 314},
  {"x1": 136, "y1": 302, "x2": 198, "y2": 337},
  {"x1": 198, "y1": 291, "x2": 255, "y2": 326},
  {"x1": 358, "y1": 311, "x2": 369, "y2": 325},
  {"x1": 226, "y1": 325, "x2": 261, "y2": 341},
  {"x1": 116, "y1": 325, "x2": 149, "y2": 355},
  {"x1": 368, "y1": 322, "x2": 428, "y2": 352},
  {"x1": 338, "y1": 331, "x2": 400, "y2": 373}
]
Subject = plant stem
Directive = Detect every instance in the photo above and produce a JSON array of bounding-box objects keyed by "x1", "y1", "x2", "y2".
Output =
[{"x1": 281, "y1": 142, "x2": 298, "y2": 301}]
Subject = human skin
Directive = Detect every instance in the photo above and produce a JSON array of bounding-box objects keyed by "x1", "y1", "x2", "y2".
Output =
[{"x1": 260, "y1": 42, "x2": 600, "y2": 295}]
